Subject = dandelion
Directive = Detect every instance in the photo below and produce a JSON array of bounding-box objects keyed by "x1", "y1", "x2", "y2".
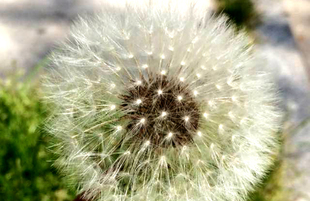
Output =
[{"x1": 43, "y1": 0, "x2": 282, "y2": 201}]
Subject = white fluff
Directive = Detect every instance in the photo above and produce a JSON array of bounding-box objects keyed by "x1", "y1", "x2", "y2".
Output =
[{"x1": 43, "y1": 0, "x2": 282, "y2": 200}]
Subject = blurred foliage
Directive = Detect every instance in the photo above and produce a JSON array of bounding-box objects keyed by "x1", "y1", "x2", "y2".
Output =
[
  {"x1": 0, "y1": 71, "x2": 73, "y2": 201},
  {"x1": 248, "y1": 159, "x2": 287, "y2": 201},
  {"x1": 216, "y1": 0, "x2": 259, "y2": 29}
]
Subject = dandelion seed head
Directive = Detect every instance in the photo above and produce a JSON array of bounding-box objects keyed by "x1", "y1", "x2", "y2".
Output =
[{"x1": 44, "y1": 1, "x2": 282, "y2": 200}]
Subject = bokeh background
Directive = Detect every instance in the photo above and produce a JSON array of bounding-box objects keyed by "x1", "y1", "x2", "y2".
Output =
[{"x1": 0, "y1": 0, "x2": 310, "y2": 200}]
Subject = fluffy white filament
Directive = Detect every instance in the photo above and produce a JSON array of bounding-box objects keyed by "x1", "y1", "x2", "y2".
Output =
[{"x1": 43, "y1": 0, "x2": 282, "y2": 201}]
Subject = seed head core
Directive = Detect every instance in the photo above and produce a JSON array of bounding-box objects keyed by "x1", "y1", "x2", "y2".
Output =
[{"x1": 120, "y1": 75, "x2": 200, "y2": 148}]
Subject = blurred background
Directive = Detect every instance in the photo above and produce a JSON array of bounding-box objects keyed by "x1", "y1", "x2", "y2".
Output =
[{"x1": 0, "y1": 0, "x2": 310, "y2": 200}]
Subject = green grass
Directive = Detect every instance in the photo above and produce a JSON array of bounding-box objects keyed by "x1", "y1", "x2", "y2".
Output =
[
  {"x1": 0, "y1": 72, "x2": 74, "y2": 201},
  {"x1": 215, "y1": 0, "x2": 259, "y2": 29},
  {"x1": 247, "y1": 159, "x2": 287, "y2": 201}
]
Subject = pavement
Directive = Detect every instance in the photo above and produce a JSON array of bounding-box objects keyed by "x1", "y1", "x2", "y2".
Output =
[
  {"x1": 0, "y1": 0, "x2": 102, "y2": 75},
  {"x1": 284, "y1": 0, "x2": 310, "y2": 80},
  {"x1": 255, "y1": 0, "x2": 310, "y2": 200}
]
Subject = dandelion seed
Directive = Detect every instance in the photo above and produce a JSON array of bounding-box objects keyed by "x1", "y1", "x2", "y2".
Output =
[
  {"x1": 167, "y1": 132, "x2": 173, "y2": 138},
  {"x1": 135, "y1": 80, "x2": 142, "y2": 85},
  {"x1": 158, "y1": 89, "x2": 163, "y2": 95},
  {"x1": 144, "y1": 140, "x2": 150, "y2": 146},
  {"x1": 218, "y1": 124, "x2": 225, "y2": 134},
  {"x1": 139, "y1": 118, "x2": 146, "y2": 124},
  {"x1": 161, "y1": 111, "x2": 167, "y2": 117},
  {"x1": 197, "y1": 131, "x2": 202, "y2": 137},
  {"x1": 116, "y1": 125, "x2": 122, "y2": 131},
  {"x1": 177, "y1": 95, "x2": 183, "y2": 101},
  {"x1": 135, "y1": 99, "x2": 142, "y2": 105}
]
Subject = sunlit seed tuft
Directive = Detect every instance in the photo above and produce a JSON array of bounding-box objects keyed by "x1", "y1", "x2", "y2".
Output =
[
  {"x1": 139, "y1": 118, "x2": 146, "y2": 124},
  {"x1": 161, "y1": 111, "x2": 167, "y2": 117}
]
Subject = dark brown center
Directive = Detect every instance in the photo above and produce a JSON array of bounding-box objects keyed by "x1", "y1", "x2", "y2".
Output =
[{"x1": 120, "y1": 75, "x2": 200, "y2": 148}]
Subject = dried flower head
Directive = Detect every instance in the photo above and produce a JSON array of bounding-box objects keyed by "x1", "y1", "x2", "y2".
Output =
[{"x1": 43, "y1": 0, "x2": 282, "y2": 201}]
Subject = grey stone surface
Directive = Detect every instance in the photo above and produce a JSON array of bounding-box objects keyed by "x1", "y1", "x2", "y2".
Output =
[
  {"x1": 284, "y1": 0, "x2": 310, "y2": 80},
  {"x1": 255, "y1": 0, "x2": 310, "y2": 200},
  {"x1": 0, "y1": 0, "x2": 101, "y2": 75},
  {"x1": 255, "y1": 0, "x2": 310, "y2": 124}
]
